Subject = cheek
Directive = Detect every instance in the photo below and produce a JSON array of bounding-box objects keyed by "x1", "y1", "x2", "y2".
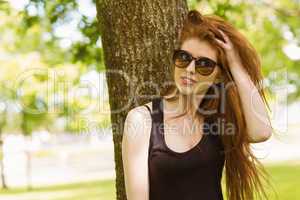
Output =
[
  {"x1": 196, "y1": 67, "x2": 220, "y2": 82},
  {"x1": 193, "y1": 72, "x2": 219, "y2": 92},
  {"x1": 193, "y1": 81, "x2": 210, "y2": 93},
  {"x1": 195, "y1": 74, "x2": 216, "y2": 83},
  {"x1": 174, "y1": 68, "x2": 184, "y2": 81}
]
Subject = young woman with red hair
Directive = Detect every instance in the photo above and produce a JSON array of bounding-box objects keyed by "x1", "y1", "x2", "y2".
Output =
[{"x1": 122, "y1": 9, "x2": 273, "y2": 200}]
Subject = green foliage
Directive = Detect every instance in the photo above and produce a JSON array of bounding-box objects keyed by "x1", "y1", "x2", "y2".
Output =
[
  {"x1": 0, "y1": 3, "x2": 108, "y2": 134},
  {"x1": 20, "y1": 94, "x2": 48, "y2": 135},
  {"x1": 19, "y1": 0, "x2": 104, "y2": 70}
]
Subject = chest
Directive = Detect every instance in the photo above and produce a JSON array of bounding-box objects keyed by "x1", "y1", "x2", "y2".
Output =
[
  {"x1": 163, "y1": 117, "x2": 204, "y2": 152},
  {"x1": 150, "y1": 134, "x2": 225, "y2": 176}
]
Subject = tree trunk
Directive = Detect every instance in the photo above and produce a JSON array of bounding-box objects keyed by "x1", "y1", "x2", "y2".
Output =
[
  {"x1": 96, "y1": 1, "x2": 188, "y2": 199},
  {"x1": 0, "y1": 108, "x2": 7, "y2": 189},
  {"x1": 0, "y1": 139, "x2": 7, "y2": 189}
]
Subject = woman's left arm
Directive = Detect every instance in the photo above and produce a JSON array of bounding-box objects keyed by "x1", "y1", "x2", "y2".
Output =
[{"x1": 215, "y1": 30, "x2": 272, "y2": 143}]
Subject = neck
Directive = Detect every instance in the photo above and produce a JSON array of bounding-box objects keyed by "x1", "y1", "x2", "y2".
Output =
[
  {"x1": 180, "y1": 93, "x2": 203, "y2": 119},
  {"x1": 164, "y1": 90, "x2": 208, "y2": 120}
]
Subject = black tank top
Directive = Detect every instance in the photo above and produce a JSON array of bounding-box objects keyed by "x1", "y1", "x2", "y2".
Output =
[{"x1": 144, "y1": 97, "x2": 225, "y2": 200}]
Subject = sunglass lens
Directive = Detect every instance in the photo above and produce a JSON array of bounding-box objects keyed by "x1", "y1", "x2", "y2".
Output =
[
  {"x1": 173, "y1": 50, "x2": 190, "y2": 68},
  {"x1": 195, "y1": 58, "x2": 215, "y2": 75}
]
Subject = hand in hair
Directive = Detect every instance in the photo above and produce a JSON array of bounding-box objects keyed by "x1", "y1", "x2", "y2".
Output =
[
  {"x1": 214, "y1": 29, "x2": 242, "y2": 67},
  {"x1": 215, "y1": 30, "x2": 272, "y2": 143}
]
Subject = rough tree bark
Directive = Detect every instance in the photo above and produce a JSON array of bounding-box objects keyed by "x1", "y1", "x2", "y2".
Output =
[{"x1": 96, "y1": 1, "x2": 188, "y2": 199}]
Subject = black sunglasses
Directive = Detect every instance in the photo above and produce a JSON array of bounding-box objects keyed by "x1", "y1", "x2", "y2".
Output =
[{"x1": 172, "y1": 49, "x2": 221, "y2": 76}]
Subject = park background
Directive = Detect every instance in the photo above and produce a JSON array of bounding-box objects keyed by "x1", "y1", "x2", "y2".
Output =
[{"x1": 0, "y1": 0, "x2": 299, "y2": 199}]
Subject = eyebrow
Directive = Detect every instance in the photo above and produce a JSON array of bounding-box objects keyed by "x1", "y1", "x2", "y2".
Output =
[
  {"x1": 184, "y1": 50, "x2": 216, "y2": 61},
  {"x1": 194, "y1": 55, "x2": 217, "y2": 63},
  {"x1": 195, "y1": 55, "x2": 215, "y2": 61}
]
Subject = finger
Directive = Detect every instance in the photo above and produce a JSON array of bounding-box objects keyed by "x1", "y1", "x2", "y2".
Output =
[
  {"x1": 218, "y1": 31, "x2": 234, "y2": 50},
  {"x1": 215, "y1": 38, "x2": 226, "y2": 48},
  {"x1": 218, "y1": 30, "x2": 230, "y2": 44}
]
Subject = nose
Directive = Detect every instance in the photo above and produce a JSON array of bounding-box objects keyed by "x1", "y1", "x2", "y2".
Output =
[{"x1": 186, "y1": 60, "x2": 196, "y2": 74}]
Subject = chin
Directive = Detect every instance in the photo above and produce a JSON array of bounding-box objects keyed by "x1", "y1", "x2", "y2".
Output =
[{"x1": 177, "y1": 86, "x2": 194, "y2": 96}]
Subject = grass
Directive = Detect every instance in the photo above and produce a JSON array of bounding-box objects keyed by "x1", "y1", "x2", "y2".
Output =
[
  {"x1": 0, "y1": 179, "x2": 116, "y2": 200},
  {"x1": 264, "y1": 163, "x2": 300, "y2": 200},
  {"x1": 0, "y1": 163, "x2": 299, "y2": 200},
  {"x1": 223, "y1": 162, "x2": 300, "y2": 200}
]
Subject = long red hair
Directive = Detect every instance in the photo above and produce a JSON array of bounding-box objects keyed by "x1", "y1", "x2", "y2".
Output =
[{"x1": 161, "y1": 10, "x2": 273, "y2": 200}]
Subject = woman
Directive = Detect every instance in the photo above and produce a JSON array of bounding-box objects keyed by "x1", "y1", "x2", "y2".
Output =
[{"x1": 122, "y1": 10, "x2": 273, "y2": 200}]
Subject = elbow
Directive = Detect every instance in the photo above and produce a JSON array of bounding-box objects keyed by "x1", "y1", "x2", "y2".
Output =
[
  {"x1": 249, "y1": 128, "x2": 272, "y2": 143},
  {"x1": 259, "y1": 129, "x2": 272, "y2": 142}
]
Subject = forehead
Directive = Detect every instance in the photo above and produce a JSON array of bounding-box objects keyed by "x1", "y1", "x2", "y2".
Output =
[{"x1": 180, "y1": 38, "x2": 217, "y2": 61}]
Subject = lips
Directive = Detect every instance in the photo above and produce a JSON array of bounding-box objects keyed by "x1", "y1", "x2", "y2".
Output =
[{"x1": 181, "y1": 76, "x2": 197, "y2": 83}]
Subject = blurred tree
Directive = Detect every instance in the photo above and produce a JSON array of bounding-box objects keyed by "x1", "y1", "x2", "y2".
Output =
[
  {"x1": 0, "y1": 80, "x2": 16, "y2": 189},
  {"x1": 0, "y1": 1, "x2": 109, "y2": 189},
  {"x1": 0, "y1": 96, "x2": 7, "y2": 189},
  {"x1": 19, "y1": 0, "x2": 104, "y2": 71},
  {"x1": 0, "y1": 4, "x2": 106, "y2": 132}
]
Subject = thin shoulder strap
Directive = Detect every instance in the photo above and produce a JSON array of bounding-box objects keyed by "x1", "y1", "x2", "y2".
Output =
[
  {"x1": 141, "y1": 97, "x2": 161, "y2": 124},
  {"x1": 143, "y1": 104, "x2": 151, "y2": 114},
  {"x1": 151, "y1": 97, "x2": 163, "y2": 130},
  {"x1": 142, "y1": 97, "x2": 162, "y2": 151},
  {"x1": 143, "y1": 97, "x2": 161, "y2": 116}
]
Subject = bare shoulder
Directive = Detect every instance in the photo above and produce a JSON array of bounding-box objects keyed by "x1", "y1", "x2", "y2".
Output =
[
  {"x1": 122, "y1": 102, "x2": 153, "y2": 145},
  {"x1": 125, "y1": 101, "x2": 152, "y2": 127}
]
